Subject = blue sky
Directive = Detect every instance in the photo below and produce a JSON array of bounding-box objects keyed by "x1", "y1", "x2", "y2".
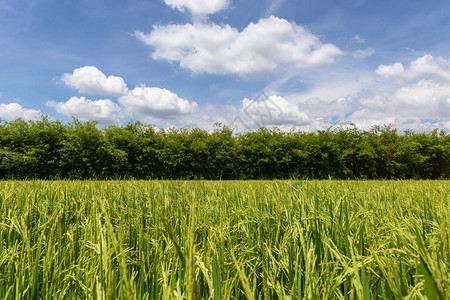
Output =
[{"x1": 0, "y1": 0, "x2": 449, "y2": 131}]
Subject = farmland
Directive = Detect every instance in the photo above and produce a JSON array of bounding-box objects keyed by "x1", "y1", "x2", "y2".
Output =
[{"x1": 0, "y1": 180, "x2": 448, "y2": 299}]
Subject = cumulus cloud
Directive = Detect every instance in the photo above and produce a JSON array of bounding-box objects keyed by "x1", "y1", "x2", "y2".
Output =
[
  {"x1": 119, "y1": 86, "x2": 198, "y2": 118},
  {"x1": 48, "y1": 55, "x2": 448, "y2": 131},
  {"x1": 61, "y1": 66, "x2": 129, "y2": 96},
  {"x1": 376, "y1": 54, "x2": 450, "y2": 81},
  {"x1": 136, "y1": 16, "x2": 343, "y2": 76},
  {"x1": 253, "y1": 55, "x2": 450, "y2": 131},
  {"x1": 164, "y1": 0, "x2": 229, "y2": 15},
  {"x1": 239, "y1": 95, "x2": 310, "y2": 127},
  {"x1": 148, "y1": 53, "x2": 449, "y2": 131},
  {"x1": 375, "y1": 62, "x2": 405, "y2": 78},
  {"x1": 287, "y1": 79, "x2": 450, "y2": 131},
  {"x1": 347, "y1": 54, "x2": 449, "y2": 130},
  {"x1": 184, "y1": 95, "x2": 312, "y2": 132},
  {"x1": 46, "y1": 97, "x2": 121, "y2": 124},
  {"x1": 0, "y1": 103, "x2": 41, "y2": 120},
  {"x1": 352, "y1": 47, "x2": 375, "y2": 59},
  {"x1": 343, "y1": 89, "x2": 449, "y2": 131},
  {"x1": 396, "y1": 79, "x2": 450, "y2": 107},
  {"x1": 305, "y1": 54, "x2": 448, "y2": 130},
  {"x1": 54, "y1": 66, "x2": 198, "y2": 124}
]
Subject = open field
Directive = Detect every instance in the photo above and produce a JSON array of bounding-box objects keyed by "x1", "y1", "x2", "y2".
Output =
[{"x1": 0, "y1": 180, "x2": 448, "y2": 299}]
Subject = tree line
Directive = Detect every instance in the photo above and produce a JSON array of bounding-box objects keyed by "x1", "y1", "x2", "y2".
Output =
[{"x1": 0, "y1": 117, "x2": 448, "y2": 180}]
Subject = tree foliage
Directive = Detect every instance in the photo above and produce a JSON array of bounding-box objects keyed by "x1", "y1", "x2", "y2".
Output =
[{"x1": 0, "y1": 118, "x2": 448, "y2": 179}]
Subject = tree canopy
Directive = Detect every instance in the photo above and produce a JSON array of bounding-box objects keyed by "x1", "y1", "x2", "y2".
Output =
[{"x1": 0, "y1": 117, "x2": 448, "y2": 179}]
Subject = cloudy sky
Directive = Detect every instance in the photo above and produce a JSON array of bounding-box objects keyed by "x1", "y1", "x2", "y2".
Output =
[{"x1": 0, "y1": 0, "x2": 449, "y2": 131}]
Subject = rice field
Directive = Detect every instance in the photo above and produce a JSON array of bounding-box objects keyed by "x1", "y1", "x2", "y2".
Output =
[{"x1": 0, "y1": 180, "x2": 448, "y2": 299}]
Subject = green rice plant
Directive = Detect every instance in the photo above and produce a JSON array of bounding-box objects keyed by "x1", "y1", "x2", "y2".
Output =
[{"x1": 0, "y1": 180, "x2": 448, "y2": 299}]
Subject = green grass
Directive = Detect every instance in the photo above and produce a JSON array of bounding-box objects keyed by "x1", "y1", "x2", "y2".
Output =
[{"x1": 0, "y1": 180, "x2": 448, "y2": 299}]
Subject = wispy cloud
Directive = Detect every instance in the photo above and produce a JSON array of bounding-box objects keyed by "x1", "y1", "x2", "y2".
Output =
[
  {"x1": 164, "y1": 0, "x2": 229, "y2": 16},
  {"x1": 265, "y1": 0, "x2": 286, "y2": 16},
  {"x1": 352, "y1": 47, "x2": 375, "y2": 59},
  {"x1": 352, "y1": 35, "x2": 365, "y2": 43}
]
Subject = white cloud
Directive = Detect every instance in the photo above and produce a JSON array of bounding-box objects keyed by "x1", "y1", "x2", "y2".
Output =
[
  {"x1": 396, "y1": 79, "x2": 450, "y2": 107},
  {"x1": 56, "y1": 66, "x2": 198, "y2": 124},
  {"x1": 376, "y1": 54, "x2": 450, "y2": 81},
  {"x1": 164, "y1": 0, "x2": 229, "y2": 15},
  {"x1": 119, "y1": 86, "x2": 198, "y2": 118},
  {"x1": 288, "y1": 79, "x2": 450, "y2": 131},
  {"x1": 155, "y1": 79, "x2": 449, "y2": 131},
  {"x1": 46, "y1": 97, "x2": 121, "y2": 124},
  {"x1": 375, "y1": 62, "x2": 405, "y2": 77},
  {"x1": 136, "y1": 16, "x2": 343, "y2": 76},
  {"x1": 178, "y1": 54, "x2": 450, "y2": 131},
  {"x1": 0, "y1": 103, "x2": 41, "y2": 121},
  {"x1": 352, "y1": 47, "x2": 375, "y2": 59},
  {"x1": 171, "y1": 54, "x2": 449, "y2": 131},
  {"x1": 61, "y1": 66, "x2": 129, "y2": 96},
  {"x1": 46, "y1": 55, "x2": 448, "y2": 131},
  {"x1": 256, "y1": 55, "x2": 450, "y2": 131},
  {"x1": 240, "y1": 95, "x2": 310, "y2": 127},
  {"x1": 176, "y1": 95, "x2": 312, "y2": 132},
  {"x1": 276, "y1": 54, "x2": 446, "y2": 131},
  {"x1": 352, "y1": 35, "x2": 365, "y2": 43},
  {"x1": 346, "y1": 108, "x2": 399, "y2": 129},
  {"x1": 265, "y1": 0, "x2": 287, "y2": 16}
]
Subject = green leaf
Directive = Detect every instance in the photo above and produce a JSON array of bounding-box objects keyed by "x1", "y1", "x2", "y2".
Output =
[{"x1": 420, "y1": 258, "x2": 439, "y2": 300}]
